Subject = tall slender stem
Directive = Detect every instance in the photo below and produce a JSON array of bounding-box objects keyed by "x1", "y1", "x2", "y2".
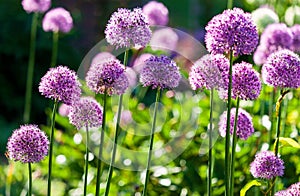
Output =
[
  {"x1": 225, "y1": 51, "x2": 233, "y2": 196},
  {"x1": 47, "y1": 100, "x2": 58, "y2": 196},
  {"x1": 28, "y1": 163, "x2": 32, "y2": 196},
  {"x1": 83, "y1": 125, "x2": 90, "y2": 196},
  {"x1": 207, "y1": 88, "x2": 214, "y2": 196},
  {"x1": 104, "y1": 50, "x2": 129, "y2": 196},
  {"x1": 50, "y1": 32, "x2": 59, "y2": 68},
  {"x1": 23, "y1": 12, "x2": 39, "y2": 123},
  {"x1": 227, "y1": 0, "x2": 233, "y2": 9},
  {"x1": 230, "y1": 97, "x2": 240, "y2": 196},
  {"x1": 95, "y1": 91, "x2": 107, "y2": 196},
  {"x1": 268, "y1": 88, "x2": 275, "y2": 146},
  {"x1": 142, "y1": 88, "x2": 161, "y2": 196}
]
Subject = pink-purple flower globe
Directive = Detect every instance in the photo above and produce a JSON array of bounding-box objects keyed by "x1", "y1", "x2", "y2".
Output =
[
  {"x1": 6, "y1": 124, "x2": 49, "y2": 163},
  {"x1": 291, "y1": 24, "x2": 300, "y2": 53},
  {"x1": 22, "y1": 0, "x2": 51, "y2": 13},
  {"x1": 262, "y1": 49, "x2": 300, "y2": 89},
  {"x1": 42, "y1": 7, "x2": 73, "y2": 33},
  {"x1": 218, "y1": 108, "x2": 254, "y2": 140},
  {"x1": 150, "y1": 28, "x2": 179, "y2": 52},
  {"x1": 275, "y1": 182, "x2": 300, "y2": 196},
  {"x1": 140, "y1": 55, "x2": 181, "y2": 89},
  {"x1": 250, "y1": 151, "x2": 284, "y2": 180},
  {"x1": 205, "y1": 7, "x2": 258, "y2": 56},
  {"x1": 39, "y1": 66, "x2": 81, "y2": 105},
  {"x1": 86, "y1": 58, "x2": 129, "y2": 95},
  {"x1": 142, "y1": 1, "x2": 169, "y2": 26},
  {"x1": 68, "y1": 97, "x2": 103, "y2": 130},
  {"x1": 105, "y1": 8, "x2": 152, "y2": 48},
  {"x1": 189, "y1": 54, "x2": 229, "y2": 90}
]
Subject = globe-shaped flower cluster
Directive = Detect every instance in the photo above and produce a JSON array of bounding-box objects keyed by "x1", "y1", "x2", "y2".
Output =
[{"x1": 43, "y1": 7, "x2": 73, "y2": 33}]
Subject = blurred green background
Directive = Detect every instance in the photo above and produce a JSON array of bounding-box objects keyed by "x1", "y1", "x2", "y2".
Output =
[{"x1": 1, "y1": 0, "x2": 300, "y2": 195}]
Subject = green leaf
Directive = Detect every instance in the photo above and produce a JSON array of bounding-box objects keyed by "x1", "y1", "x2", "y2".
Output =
[
  {"x1": 279, "y1": 137, "x2": 300, "y2": 149},
  {"x1": 240, "y1": 180, "x2": 261, "y2": 196}
]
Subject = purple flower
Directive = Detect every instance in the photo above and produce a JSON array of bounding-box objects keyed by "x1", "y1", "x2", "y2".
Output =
[
  {"x1": 133, "y1": 53, "x2": 154, "y2": 73},
  {"x1": 218, "y1": 108, "x2": 254, "y2": 140},
  {"x1": 42, "y1": 7, "x2": 73, "y2": 33},
  {"x1": 275, "y1": 182, "x2": 300, "y2": 196},
  {"x1": 39, "y1": 66, "x2": 81, "y2": 105},
  {"x1": 124, "y1": 67, "x2": 137, "y2": 88},
  {"x1": 291, "y1": 24, "x2": 300, "y2": 53},
  {"x1": 91, "y1": 52, "x2": 116, "y2": 66},
  {"x1": 189, "y1": 54, "x2": 229, "y2": 90},
  {"x1": 6, "y1": 124, "x2": 49, "y2": 163},
  {"x1": 58, "y1": 103, "x2": 70, "y2": 117},
  {"x1": 21, "y1": 0, "x2": 51, "y2": 13},
  {"x1": 254, "y1": 23, "x2": 293, "y2": 65},
  {"x1": 140, "y1": 55, "x2": 181, "y2": 89},
  {"x1": 68, "y1": 97, "x2": 103, "y2": 130},
  {"x1": 205, "y1": 7, "x2": 258, "y2": 56},
  {"x1": 150, "y1": 28, "x2": 179, "y2": 52},
  {"x1": 86, "y1": 58, "x2": 129, "y2": 95},
  {"x1": 105, "y1": 8, "x2": 152, "y2": 48},
  {"x1": 261, "y1": 49, "x2": 300, "y2": 89},
  {"x1": 142, "y1": 1, "x2": 169, "y2": 25},
  {"x1": 250, "y1": 151, "x2": 284, "y2": 180}
]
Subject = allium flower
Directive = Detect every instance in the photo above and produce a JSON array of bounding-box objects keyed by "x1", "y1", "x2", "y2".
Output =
[
  {"x1": 189, "y1": 54, "x2": 229, "y2": 90},
  {"x1": 42, "y1": 7, "x2": 73, "y2": 33},
  {"x1": 254, "y1": 23, "x2": 293, "y2": 65},
  {"x1": 142, "y1": 1, "x2": 169, "y2": 25},
  {"x1": 6, "y1": 124, "x2": 49, "y2": 163},
  {"x1": 86, "y1": 58, "x2": 129, "y2": 95},
  {"x1": 91, "y1": 52, "x2": 116, "y2": 66},
  {"x1": 218, "y1": 108, "x2": 254, "y2": 140},
  {"x1": 261, "y1": 49, "x2": 300, "y2": 89},
  {"x1": 275, "y1": 182, "x2": 300, "y2": 196},
  {"x1": 68, "y1": 97, "x2": 103, "y2": 130},
  {"x1": 39, "y1": 66, "x2": 81, "y2": 105},
  {"x1": 124, "y1": 67, "x2": 137, "y2": 88},
  {"x1": 250, "y1": 151, "x2": 284, "y2": 180},
  {"x1": 150, "y1": 28, "x2": 179, "y2": 51},
  {"x1": 140, "y1": 55, "x2": 181, "y2": 89},
  {"x1": 205, "y1": 7, "x2": 258, "y2": 56},
  {"x1": 105, "y1": 8, "x2": 152, "y2": 48},
  {"x1": 291, "y1": 24, "x2": 300, "y2": 52},
  {"x1": 285, "y1": 6, "x2": 300, "y2": 26},
  {"x1": 58, "y1": 103, "x2": 70, "y2": 117},
  {"x1": 251, "y1": 7, "x2": 279, "y2": 34},
  {"x1": 133, "y1": 53, "x2": 153, "y2": 73},
  {"x1": 21, "y1": 0, "x2": 51, "y2": 13}
]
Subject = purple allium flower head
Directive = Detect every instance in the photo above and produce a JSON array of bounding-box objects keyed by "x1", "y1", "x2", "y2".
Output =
[
  {"x1": 254, "y1": 23, "x2": 293, "y2": 65},
  {"x1": 218, "y1": 108, "x2": 254, "y2": 140},
  {"x1": 275, "y1": 182, "x2": 300, "y2": 196},
  {"x1": 262, "y1": 49, "x2": 300, "y2": 89},
  {"x1": 150, "y1": 28, "x2": 179, "y2": 51},
  {"x1": 105, "y1": 8, "x2": 152, "y2": 48},
  {"x1": 133, "y1": 53, "x2": 154, "y2": 73},
  {"x1": 86, "y1": 58, "x2": 129, "y2": 95},
  {"x1": 58, "y1": 103, "x2": 70, "y2": 117},
  {"x1": 189, "y1": 54, "x2": 229, "y2": 90},
  {"x1": 205, "y1": 7, "x2": 258, "y2": 56},
  {"x1": 140, "y1": 55, "x2": 181, "y2": 89},
  {"x1": 291, "y1": 25, "x2": 300, "y2": 53},
  {"x1": 42, "y1": 7, "x2": 73, "y2": 33},
  {"x1": 124, "y1": 67, "x2": 137, "y2": 88},
  {"x1": 7, "y1": 124, "x2": 49, "y2": 163},
  {"x1": 22, "y1": 0, "x2": 51, "y2": 13},
  {"x1": 68, "y1": 97, "x2": 103, "y2": 130},
  {"x1": 142, "y1": 1, "x2": 169, "y2": 26},
  {"x1": 39, "y1": 66, "x2": 81, "y2": 105},
  {"x1": 250, "y1": 151, "x2": 284, "y2": 180},
  {"x1": 91, "y1": 52, "x2": 116, "y2": 66}
]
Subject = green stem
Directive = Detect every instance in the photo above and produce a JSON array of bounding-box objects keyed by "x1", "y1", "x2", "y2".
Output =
[
  {"x1": 95, "y1": 91, "x2": 107, "y2": 196},
  {"x1": 142, "y1": 88, "x2": 161, "y2": 196},
  {"x1": 225, "y1": 51, "x2": 233, "y2": 196},
  {"x1": 83, "y1": 125, "x2": 89, "y2": 196},
  {"x1": 104, "y1": 50, "x2": 129, "y2": 196},
  {"x1": 47, "y1": 100, "x2": 58, "y2": 196},
  {"x1": 230, "y1": 97, "x2": 240, "y2": 196},
  {"x1": 50, "y1": 31, "x2": 59, "y2": 67},
  {"x1": 268, "y1": 88, "x2": 275, "y2": 146},
  {"x1": 28, "y1": 163, "x2": 32, "y2": 196},
  {"x1": 227, "y1": 0, "x2": 233, "y2": 9},
  {"x1": 207, "y1": 88, "x2": 214, "y2": 196},
  {"x1": 23, "y1": 12, "x2": 39, "y2": 123}
]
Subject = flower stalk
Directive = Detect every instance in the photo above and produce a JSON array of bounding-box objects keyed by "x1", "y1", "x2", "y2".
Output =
[
  {"x1": 83, "y1": 125, "x2": 89, "y2": 196},
  {"x1": 207, "y1": 88, "x2": 214, "y2": 196}
]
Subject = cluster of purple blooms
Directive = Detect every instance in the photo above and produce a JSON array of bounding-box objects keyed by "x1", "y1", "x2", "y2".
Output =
[
  {"x1": 42, "y1": 7, "x2": 73, "y2": 33},
  {"x1": 22, "y1": 0, "x2": 51, "y2": 13},
  {"x1": 275, "y1": 182, "x2": 300, "y2": 196}
]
